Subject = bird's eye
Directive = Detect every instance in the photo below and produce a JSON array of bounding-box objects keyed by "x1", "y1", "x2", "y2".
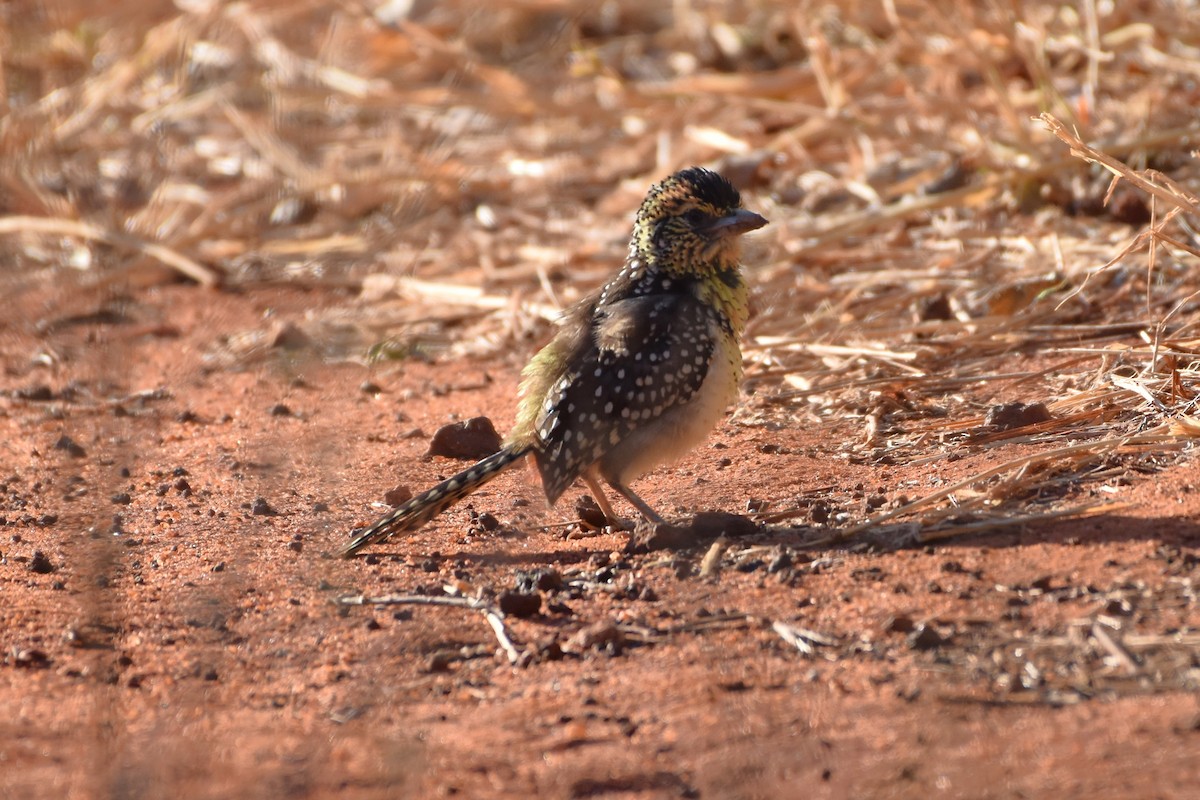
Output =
[{"x1": 683, "y1": 208, "x2": 708, "y2": 226}]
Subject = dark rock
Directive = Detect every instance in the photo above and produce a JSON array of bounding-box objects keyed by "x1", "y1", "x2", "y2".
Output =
[
  {"x1": 427, "y1": 417, "x2": 502, "y2": 460},
  {"x1": 384, "y1": 485, "x2": 413, "y2": 506},
  {"x1": 54, "y1": 435, "x2": 87, "y2": 458},
  {"x1": 251, "y1": 497, "x2": 278, "y2": 516},
  {"x1": 497, "y1": 590, "x2": 542, "y2": 618},
  {"x1": 29, "y1": 550, "x2": 55, "y2": 574}
]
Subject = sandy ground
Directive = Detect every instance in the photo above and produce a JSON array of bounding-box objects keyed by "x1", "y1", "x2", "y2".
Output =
[{"x1": 1, "y1": 282, "x2": 1197, "y2": 800}]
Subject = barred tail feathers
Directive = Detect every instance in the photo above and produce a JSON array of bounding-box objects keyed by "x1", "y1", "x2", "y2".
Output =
[{"x1": 339, "y1": 445, "x2": 530, "y2": 558}]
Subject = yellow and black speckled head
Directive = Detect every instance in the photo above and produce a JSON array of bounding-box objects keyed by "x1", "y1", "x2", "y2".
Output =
[
  {"x1": 632, "y1": 167, "x2": 762, "y2": 267},
  {"x1": 598, "y1": 167, "x2": 768, "y2": 333}
]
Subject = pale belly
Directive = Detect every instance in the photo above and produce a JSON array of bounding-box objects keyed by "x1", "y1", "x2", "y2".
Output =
[{"x1": 597, "y1": 331, "x2": 741, "y2": 485}]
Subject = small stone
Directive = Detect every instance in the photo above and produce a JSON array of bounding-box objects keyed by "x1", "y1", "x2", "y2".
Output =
[
  {"x1": 692, "y1": 511, "x2": 758, "y2": 539},
  {"x1": 564, "y1": 620, "x2": 624, "y2": 656},
  {"x1": 53, "y1": 435, "x2": 87, "y2": 458},
  {"x1": 624, "y1": 521, "x2": 694, "y2": 553},
  {"x1": 515, "y1": 568, "x2": 563, "y2": 593},
  {"x1": 766, "y1": 551, "x2": 792, "y2": 574},
  {"x1": 917, "y1": 293, "x2": 953, "y2": 322},
  {"x1": 574, "y1": 495, "x2": 608, "y2": 530},
  {"x1": 12, "y1": 649, "x2": 50, "y2": 668},
  {"x1": 269, "y1": 321, "x2": 311, "y2": 350},
  {"x1": 268, "y1": 403, "x2": 291, "y2": 417},
  {"x1": 426, "y1": 651, "x2": 454, "y2": 673},
  {"x1": 497, "y1": 590, "x2": 542, "y2": 618},
  {"x1": 907, "y1": 623, "x2": 948, "y2": 651},
  {"x1": 251, "y1": 498, "x2": 278, "y2": 516},
  {"x1": 983, "y1": 402, "x2": 1053, "y2": 432},
  {"x1": 427, "y1": 417, "x2": 502, "y2": 460},
  {"x1": 384, "y1": 485, "x2": 413, "y2": 506},
  {"x1": 29, "y1": 550, "x2": 55, "y2": 574},
  {"x1": 111, "y1": 492, "x2": 132, "y2": 505},
  {"x1": 16, "y1": 385, "x2": 54, "y2": 401}
]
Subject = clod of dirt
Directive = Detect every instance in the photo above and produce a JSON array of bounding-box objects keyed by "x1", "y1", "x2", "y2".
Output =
[
  {"x1": 497, "y1": 590, "x2": 541, "y2": 618},
  {"x1": 472, "y1": 511, "x2": 500, "y2": 532},
  {"x1": 384, "y1": 485, "x2": 413, "y2": 506},
  {"x1": 28, "y1": 550, "x2": 55, "y2": 574},
  {"x1": 917, "y1": 293, "x2": 953, "y2": 322},
  {"x1": 53, "y1": 435, "x2": 87, "y2": 458},
  {"x1": 625, "y1": 511, "x2": 759, "y2": 554},
  {"x1": 515, "y1": 567, "x2": 564, "y2": 593},
  {"x1": 427, "y1": 417, "x2": 502, "y2": 460},
  {"x1": 564, "y1": 620, "x2": 625, "y2": 656},
  {"x1": 883, "y1": 614, "x2": 916, "y2": 634},
  {"x1": 692, "y1": 511, "x2": 759, "y2": 539},
  {"x1": 1108, "y1": 187, "x2": 1151, "y2": 225},
  {"x1": 11, "y1": 649, "x2": 50, "y2": 669},
  {"x1": 766, "y1": 550, "x2": 792, "y2": 573},
  {"x1": 16, "y1": 385, "x2": 55, "y2": 401},
  {"x1": 269, "y1": 321, "x2": 311, "y2": 350},
  {"x1": 624, "y1": 521, "x2": 695, "y2": 553},
  {"x1": 983, "y1": 401, "x2": 1053, "y2": 431},
  {"x1": 535, "y1": 638, "x2": 565, "y2": 662},
  {"x1": 574, "y1": 495, "x2": 607, "y2": 530},
  {"x1": 251, "y1": 497, "x2": 279, "y2": 516},
  {"x1": 426, "y1": 651, "x2": 454, "y2": 673},
  {"x1": 907, "y1": 623, "x2": 950, "y2": 651}
]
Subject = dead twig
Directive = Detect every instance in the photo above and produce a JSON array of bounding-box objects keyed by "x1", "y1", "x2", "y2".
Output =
[
  {"x1": 336, "y1": 592, "x2": 523, "y2": 665},
  {"x1": 1040, "y1": 113, "x2": 1200, "y2": 220},
  {"x1": 772, "y1": 620, "x2": 838, "y2": 656}
]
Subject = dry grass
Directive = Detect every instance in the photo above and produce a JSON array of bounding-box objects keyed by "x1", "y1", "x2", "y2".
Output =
[{"x1": 3, "y1": 0, "x2": 1200, "y2": 537}]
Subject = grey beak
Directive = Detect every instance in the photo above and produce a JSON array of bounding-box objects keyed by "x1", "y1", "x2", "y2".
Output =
[{"x1": 705, "y1": 208, "x2": 769, "y2": 237}]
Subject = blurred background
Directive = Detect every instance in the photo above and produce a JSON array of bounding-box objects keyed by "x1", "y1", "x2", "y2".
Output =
[
  {"x1": 3, "y1": 2, "x2": 1200, "y2": 797},
  {"x1": 4, "y1": 0, "x2": 1196, "y2": 350}
]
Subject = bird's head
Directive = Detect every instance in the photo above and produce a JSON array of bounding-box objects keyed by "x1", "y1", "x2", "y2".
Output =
[{"x1": 632, "y1": 167, "x2": 768, "y2": 271}]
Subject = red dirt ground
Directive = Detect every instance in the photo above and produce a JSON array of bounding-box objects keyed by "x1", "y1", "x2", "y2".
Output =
[{"x1": 2, "y1": 282, "x2": 1198, "y2": 799}]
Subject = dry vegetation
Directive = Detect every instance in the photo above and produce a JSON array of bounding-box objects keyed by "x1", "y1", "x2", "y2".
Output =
[
  {"x1": 3, "y1": 0, "x2": 1200, "y2": 796},
  {"x1": 5, "y1": 0, "x2": 1200, "y2": 538}
]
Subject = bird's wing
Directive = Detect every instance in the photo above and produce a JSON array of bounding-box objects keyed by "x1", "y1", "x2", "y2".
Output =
[{"x1": 533, "y1": 292, "x2": 717, "y2": 503}]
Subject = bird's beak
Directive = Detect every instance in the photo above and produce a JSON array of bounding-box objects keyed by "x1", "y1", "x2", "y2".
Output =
[{"x1": 704, "y1": 208, "x2": 769, "y2": 237}]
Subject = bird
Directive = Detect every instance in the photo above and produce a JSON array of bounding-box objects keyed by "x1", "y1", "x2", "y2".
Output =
[{"x1": 340, "y1": 166, "x2": 767, "y2": 558}]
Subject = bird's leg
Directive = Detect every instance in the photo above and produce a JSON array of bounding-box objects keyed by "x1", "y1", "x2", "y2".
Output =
[
  {"x1": 581, "y1": 469, "x2": 624, "y2": 528},
  {"x1": 607, "y1": 480, "x2": 667, "y2": 527}
]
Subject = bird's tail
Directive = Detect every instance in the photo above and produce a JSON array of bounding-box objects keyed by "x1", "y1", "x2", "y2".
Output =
[{"x1": 339, "y1": 444, "x2": 531, "y2": 558}]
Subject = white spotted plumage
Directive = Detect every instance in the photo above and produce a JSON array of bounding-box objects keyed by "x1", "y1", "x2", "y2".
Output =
[{"x1": 340, "y1": 167, "x2": 766, "y2": 557}]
